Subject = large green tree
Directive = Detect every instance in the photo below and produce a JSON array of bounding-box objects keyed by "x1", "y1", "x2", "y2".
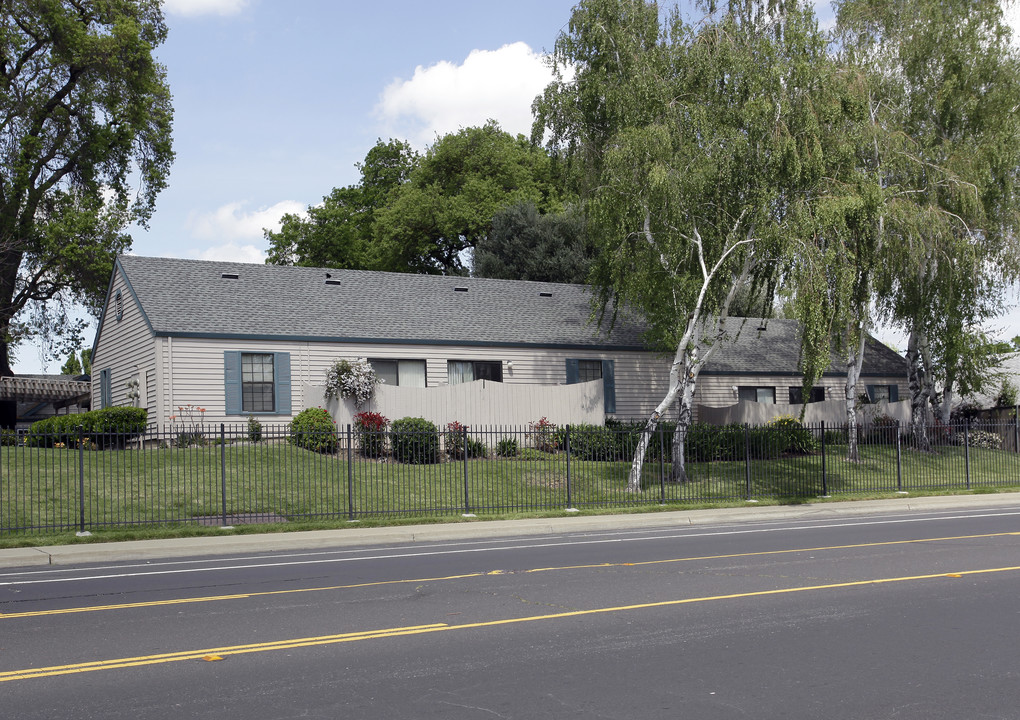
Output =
[
  {"x1": 374, "y1": 121, "x2": 564, "y2": 274},
  {"x1": 264, "y1": 139, "x2": 417, "y2": 269},
  {"x1": 837, "y1": 0, "x2": 1020, "y2": 448},
  {"x1": 473, "y1": 202, "x2": 592, "y2": 284},
  {"x1": 536, "y1": 0, "x2": 835, "y2": 489},
  {"x1": 0, "y1": 0, "x2": 173, "y2": 423}
]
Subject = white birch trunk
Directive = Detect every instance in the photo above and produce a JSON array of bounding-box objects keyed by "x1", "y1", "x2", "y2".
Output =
[
  {"x1": 906, "y1": 328, "x2": 932, "y2": 452},
  {"x1": 845, "y1": 325, "x2": 866, "y2": 463}
]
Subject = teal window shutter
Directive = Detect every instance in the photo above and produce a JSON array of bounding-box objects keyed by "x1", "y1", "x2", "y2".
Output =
[
  {"x1": 601, "y1": 359, "x2": 616, "y2": 414},
  {"x1": 224, "y1": 351, "x2": 242, "y2": 415},
  {"x1": 865, "y1": 384, "x2": 876, "y2": 403},
  {"x1": 99, "y1": 369, "x2": 112, "y2": 409},
  {"x1": 889, "y1": 384, "x2": 899, "y2": 403},
  {"x1": 274, "y1": 352, "x2": 292, "y2": 415},
  {"x1": 565, "y1": 359, "x2": 579, "y2": 384}
]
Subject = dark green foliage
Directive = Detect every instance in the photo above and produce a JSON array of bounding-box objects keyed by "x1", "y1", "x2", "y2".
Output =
[
  {"x1": 0, "y1": 0, "x2": 174, "y2": 377},
  {"x1": 474, "y1": 203, "x2": 591, "y2": 283},
  {"x1": 567, "y1": 423, "x2": 618, "y2": 461},
  {"x1": 765, "y1": 417, "x2": 818, "y2": 456},
  {"x1": 375, "y1": 122, "x2": 565, "y2": 274},
  {"x1": 866, "y1": 415, "x2": 900, "y2": 445},
  {"x1": 288, "y1": 408, "x2": 338, "y2": 453},
  {"x1": 27, "y1": 407, "x2": 148, "y2": 448},
  {"x1": 391, "y1": 417, "x2": 440, "y2": 464},
  {"x1": 496, "y1": 437, "x2": 519, "y2": 457},
  {"x1": 265, "y1": 139, "x2": 417, "y2": 269},
  {"x1": 1, "y1": 428, "x2": 18, "y2": 446}
]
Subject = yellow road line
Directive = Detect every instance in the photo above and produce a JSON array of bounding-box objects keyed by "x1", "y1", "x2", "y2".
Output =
[
  {"x1": 3, "y1": 564, "x2": 1018, "y2": 683},
  {"x1": 3, "y1": 532, "x2": 1016, "y2": 620}
]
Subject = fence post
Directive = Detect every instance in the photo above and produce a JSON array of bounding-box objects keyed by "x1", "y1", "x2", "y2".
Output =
[
  {"x1": 896, "y1": 421, "x2": 903, "y2": 493},
  {"x1": 346, "y1": 425, "x2": 355, "y2": 521},
  {"x1": 964, "y1": 419, "x2": 971, "y2": 490},
  {"x1": 220, "y1": 423, "x2": 229, "y2": 527},
  {"x1": 744, "y1": 424, "x2": 753, "y2": 502},
  {"x1": 820, "y1": 422, "x2": 828, "y2": 497},
  {"x1": 565, "y1": 425, "x2": 573, "y2": 510},
  {"x1": 658, "y1": 424, "x2": 665, "y2": 504},
  {"x1": 462, "y1": 425, "x2": 474, "y2": 517},
  {"x1": 77, "y1": 425, "x2": 87, "y2": 535}
]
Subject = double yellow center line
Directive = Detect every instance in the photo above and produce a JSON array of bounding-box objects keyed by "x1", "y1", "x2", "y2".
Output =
[{"x1": 3, "y1": 563, "x2": 1019, "y2": 682}]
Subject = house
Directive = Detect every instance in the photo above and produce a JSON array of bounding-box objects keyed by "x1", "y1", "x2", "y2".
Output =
[{"x1": 90, "y1": 255, "x2": 908, "y2": 428}]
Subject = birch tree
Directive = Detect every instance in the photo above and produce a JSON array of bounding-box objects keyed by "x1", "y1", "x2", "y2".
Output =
[
  {"x1": 535, "y1": 0, "x2": 834, "y2": 489},
  {"x1": 837, "y1": 0, "x2": 1020, "y2": 449}
]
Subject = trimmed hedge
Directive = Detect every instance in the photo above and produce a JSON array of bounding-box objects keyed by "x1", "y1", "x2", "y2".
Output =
[
  {"x1": 391, "y1": 417, "x2": 440, "y2": 464},
  {"x1": 288, "y1": 407, "x2": 338, "y2": 453},
  {"x1": 27, "y1": 407, "x2": 148, "y2": 448}
]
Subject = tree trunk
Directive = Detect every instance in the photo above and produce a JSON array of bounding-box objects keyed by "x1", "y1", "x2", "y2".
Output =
[
  {"x1": 667, "y1": 377, "x2": 697, "y2": 483},
  {"x1": 906, "y1": 328, "x2": 931, "y2": 452},
  {"x1": 844, "y1": 326, "x2": 866, "y2": 463}
]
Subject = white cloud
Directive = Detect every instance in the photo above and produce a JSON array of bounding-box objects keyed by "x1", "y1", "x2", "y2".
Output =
[
  {"x1": 375, "y1": 42, "x2": 560, "y2": 149},
  {"x1": 186, "y1": 200, "x2": 306, "y2": 242},
  {"x1": 162, "y1": 0, "x2": 248, "y2": 17},
  {"x1": 186, "y1": 242, "x2": 266, "y2": 264}
]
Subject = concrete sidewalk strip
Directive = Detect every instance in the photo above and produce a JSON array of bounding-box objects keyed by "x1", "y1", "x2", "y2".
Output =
[{"x1": 2, "y1": 493, "x2": 1018, "y2": 569}]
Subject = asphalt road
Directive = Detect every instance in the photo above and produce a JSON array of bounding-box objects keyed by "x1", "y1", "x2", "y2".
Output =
[{"x1": 2, "y1": 499, "x2": 1020, "y2": 719}]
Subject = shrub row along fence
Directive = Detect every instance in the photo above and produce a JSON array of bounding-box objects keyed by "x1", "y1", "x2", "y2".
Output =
[{"x1": 2, "y1": 418, "x2": 1019, "y2": 536}]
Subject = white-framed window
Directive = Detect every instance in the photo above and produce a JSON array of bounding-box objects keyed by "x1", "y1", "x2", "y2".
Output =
[{"x1": 241, "y1": 353, "x2": 275, "y2": 412}]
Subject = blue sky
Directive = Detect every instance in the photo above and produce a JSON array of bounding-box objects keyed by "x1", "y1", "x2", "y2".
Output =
[{"x1": 14, "y1": 0, "x2": 1020, "y2": 372}]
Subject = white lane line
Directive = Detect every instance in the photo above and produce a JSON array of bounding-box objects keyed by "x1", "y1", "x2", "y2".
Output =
[{"x1": 1, "y1": 510, "x2": 1018, "y2": 587}]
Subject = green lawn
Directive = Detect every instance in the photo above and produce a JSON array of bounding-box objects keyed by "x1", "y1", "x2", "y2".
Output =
[{"x1": 3, "y1": 438, "x2": 1019, "y2": 538}]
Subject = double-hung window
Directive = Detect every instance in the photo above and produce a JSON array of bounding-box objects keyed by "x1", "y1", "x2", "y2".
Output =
[
  {"x1": 242, "y1": 353, "x2": 276, "y2": 412},
  {"x1": 224, "y1": 351, "x2": 291, "y2": 415}
]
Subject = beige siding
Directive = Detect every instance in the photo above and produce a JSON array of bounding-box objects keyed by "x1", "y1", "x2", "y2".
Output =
[
  {"x1": 156, "y1": 338, "x2": 676, "y2": 427},
  {"x1": 90, "y1": 267, "x2": 157, "y2": 420},
  {"x1": 694, "y1": 374, "x2": 909, "y2": 424},
  {"x1": 146, "y1": 334, "x2": 907, "y2": 429}
]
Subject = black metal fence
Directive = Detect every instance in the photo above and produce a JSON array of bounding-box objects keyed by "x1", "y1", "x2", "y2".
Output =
[{"x1": 2, "y1": 419, "x2": 1019, "y2": 536}]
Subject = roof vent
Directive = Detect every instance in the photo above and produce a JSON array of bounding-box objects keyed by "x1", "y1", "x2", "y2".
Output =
[
  {"x1": 454, "y1": 286, "x2": 468, "y2": 292},
  {"x1": 539, "y1": 291, "x2": 553, "y2": 297},
  {"x1": 221, "y1": 272, "x2": 239, "y2": 280},
  {"x1": 325, "y1": 279, "x2": 342, "y2": 285}
]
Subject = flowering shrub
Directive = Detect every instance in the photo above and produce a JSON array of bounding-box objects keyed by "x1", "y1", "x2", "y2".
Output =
[
  {"x1": 445, "y1": 421, "x2": 486, "y2": 459},
  {"x1": 529, "y1": 416, "x2": 558, "y2": 453},
  {"x1": 324, "y1": 358, "x2": 379, "y2": 408},
  {"x1": 171, "y1": 405, "x2": 207, "y2": 447},
  {"x1": 957, "y1": 429, "x2": 1003, "y2": 450},
  {"x1": 354, "y1": 411, "x2": 389, "y2": 458},
  {"x1": 289, "y1": 407, "x2": 338, "y2": 453}
]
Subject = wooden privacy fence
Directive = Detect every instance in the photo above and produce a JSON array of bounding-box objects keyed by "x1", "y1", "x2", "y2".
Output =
[{"x1": 303, "y1": 379, "x2": 606, "y2": 428}]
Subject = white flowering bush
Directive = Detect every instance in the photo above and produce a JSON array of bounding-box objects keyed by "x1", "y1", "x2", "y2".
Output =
[{"x1": 324, "y1": 358, "x2": 380, "y2": 407}]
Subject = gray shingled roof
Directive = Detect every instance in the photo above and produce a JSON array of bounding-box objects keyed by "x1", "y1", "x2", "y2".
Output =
[
  {"x1": 706, "y1": 317, "x2": 907, "y2": 378},
  {"x1": 115, "y1": 255, "x2": 642, "y2": 350},
  {"x1": 112, "y1": 255, "x2": 906, "y2": 377}
]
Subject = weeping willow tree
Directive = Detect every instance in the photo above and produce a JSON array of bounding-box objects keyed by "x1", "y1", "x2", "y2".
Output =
[
  {"x1": 836, "y1": 0, "x2": 1020, "y2": 451},
  {"x1": 534, "y1": 0, "x2": 839, "y2": 490}
]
